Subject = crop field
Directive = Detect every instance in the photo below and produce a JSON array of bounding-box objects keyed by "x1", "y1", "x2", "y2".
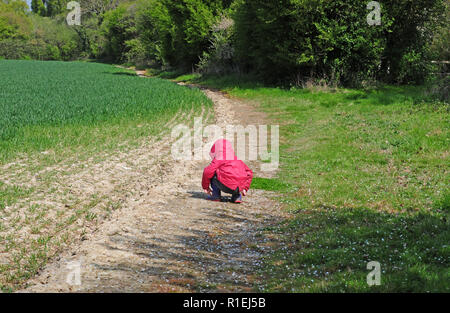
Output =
[
  {"x1": 0, "y1": 60, "x2": 211, "y2": 163},
  {"x1": 0, "y1": 60, "x2": 212, "y2": 291}
]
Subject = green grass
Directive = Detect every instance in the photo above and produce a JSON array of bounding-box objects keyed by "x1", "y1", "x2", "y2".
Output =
[
  {"x1": 0, "y1": 182, "x2": 34, "y2": 213},
  {"x1": 251, "y1": 177, "x2": 292, "y2": 193},
  {"x1": 192, "y1": 74, "x2": 449, "y2": 292},
  {"x1": 0, "y1": 60, "x2": 211, "y2": 163}
]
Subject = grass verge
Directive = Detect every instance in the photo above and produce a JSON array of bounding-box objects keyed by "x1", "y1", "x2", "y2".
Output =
[{"x1": 187, "y1": 74, "x2": 449, "y2": 292}]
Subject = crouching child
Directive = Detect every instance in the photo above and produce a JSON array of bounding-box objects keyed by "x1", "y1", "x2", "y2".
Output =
[{"x1": 202, "y1": 139, "x2": 253, "y2": 203}]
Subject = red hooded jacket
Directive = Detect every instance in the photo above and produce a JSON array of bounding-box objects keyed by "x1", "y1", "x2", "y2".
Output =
[{"x1": 202, "y1": 139, "x2": 253, "y2": 192}]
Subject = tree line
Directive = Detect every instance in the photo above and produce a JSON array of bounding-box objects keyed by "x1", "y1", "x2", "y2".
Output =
[{"x1": 1, "y1": 0, "x2": 448, "y2": 86}]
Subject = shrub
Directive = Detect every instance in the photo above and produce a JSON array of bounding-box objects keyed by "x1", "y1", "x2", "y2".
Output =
[
  {"x1": 0, "y1": 0, "x2": 32, "y2": 40},
  {"x1": 197, "y1": 16, "x2": 238, "y2": 75},
  {"x1": 234, "y1": 0, "x2": 387, "y2": 85},
  {"x1": 101, "y1": 5, "x2": 137, "y2": 62},
  {"x1": 137, "y1": 0, "x2": 231, "y2": 70},
  {"x1": 0, "y1": 12, "x2": 82, "y2": 61},
  {"x1": 0, "y1": 39, "x2": 48, "y2": 60},
  {"x1": 426, "y1": 75, "x2": 450, "y2": 103},
  {"x1": 380, "y1": 0, "x2": 446, "y2": 84},
  {"x1": 45, "y1": 44, "x2": 60, "y2": 60},
  {"x1": 162, "y1": 0, "x2": 221, "y2": 69},
  {"x1": 430, "y1": 12, "x2": 450, "y2": 62},
  {"x1": 124, "y1": 38, "x2": 148, "y2": 68},
  {"x1": 30, "y1": 15, "x2": 82, "y2": 60},
  {"x1": 397, "y1": 50, "x2": 435, "y2": 85},
  {"x1": 233, "y1": 0, "x2": 446, "y2": 86},
  {"x1": 136, "y1": 0, "x2": 171, "y2": 67}
]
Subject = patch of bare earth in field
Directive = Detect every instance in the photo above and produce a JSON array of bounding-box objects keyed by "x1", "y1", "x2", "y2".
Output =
[{"x1": 17, "y1": 80, "x2": 288, "y2": 293}]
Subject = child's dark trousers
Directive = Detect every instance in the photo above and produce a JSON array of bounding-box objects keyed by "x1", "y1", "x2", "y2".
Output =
[{"x1": 211, "y1": 175, "x2": 242, "y2": 203}]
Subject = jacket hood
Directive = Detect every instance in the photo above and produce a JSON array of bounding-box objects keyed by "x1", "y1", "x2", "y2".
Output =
[{"x1": 209, "y1": 139, "x2": 237, "y2": 161}]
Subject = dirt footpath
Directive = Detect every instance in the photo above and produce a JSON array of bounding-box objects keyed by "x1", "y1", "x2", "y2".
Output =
[{"x1": 20, "y1": 79, "x2": 288, "y2": 293}]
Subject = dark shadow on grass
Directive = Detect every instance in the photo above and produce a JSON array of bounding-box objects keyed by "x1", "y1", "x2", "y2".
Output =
[
  {"x1": 261, "y1": 204, "x2": 449, "y2": 292},
  {"x1": 187, "y1": 73, "x2": 267, "y2": 90},
  {"x1": 342, "y1": 86, "x2": 426, "y2": 106},
  {"x1": 102, "y1": 71, "x2": 138, "y2": 77}
]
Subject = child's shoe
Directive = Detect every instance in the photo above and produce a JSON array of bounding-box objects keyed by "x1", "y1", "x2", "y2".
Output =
[{"x1": 232, "y1": 193, "x2": 242, "y2": 204}]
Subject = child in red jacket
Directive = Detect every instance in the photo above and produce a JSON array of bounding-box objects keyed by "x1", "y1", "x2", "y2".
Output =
[{"x1": 202, "y1": 139, "x2": 253, "y2": 203}]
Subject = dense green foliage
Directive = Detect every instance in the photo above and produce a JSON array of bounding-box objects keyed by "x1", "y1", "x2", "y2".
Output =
[
  {"x1": 1, "y1": 0, "x2": 447, "y2": 85},
  {"x1": 0, "y1": 0, "x2": 31, "y2": 40},
  {"x1": 0, "y1": 0, "x2": 82, "y2": 60},
  {"x1": 31, "y1": 0, "x2": 71, "y2": 17},
  {"x1": 0, "y1": 60, "x2": 210, "y2": 161},
  {"x1": 155, "y1": 0, "x2": 227, "y2": 69},
  {"x1": 234, "y1": 0, "x2": 446, "y2": 85},
  {"x1": 101, "y1": 5, "x2": 137, "y2": 62},
  {"x1": 133, "y1": 0, "x2": 231, "y2": 69}
]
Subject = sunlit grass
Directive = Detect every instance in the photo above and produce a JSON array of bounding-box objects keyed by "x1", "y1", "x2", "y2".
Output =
[{"x1": 0, "y1": 60, "x2": 211, "y2": 163}]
